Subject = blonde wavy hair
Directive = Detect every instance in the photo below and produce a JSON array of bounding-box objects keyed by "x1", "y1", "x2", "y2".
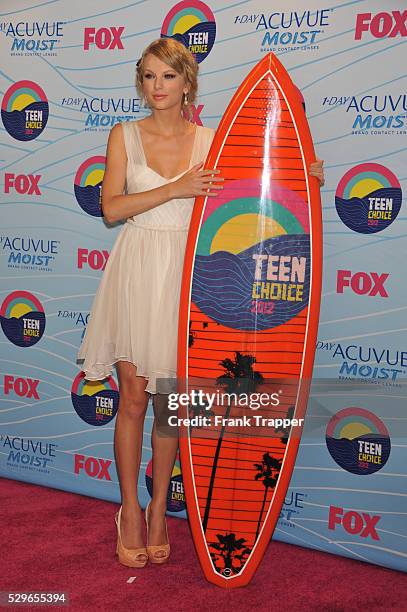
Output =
[{"x1": 136, "y1": 38, "x2": 199, "y2": 115}]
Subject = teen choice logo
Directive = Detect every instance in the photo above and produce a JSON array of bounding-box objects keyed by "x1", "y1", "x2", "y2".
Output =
[
  {"x1": 0, "y1": 290, "x2": 45, "y2": 347},
  {"x1": 335, "y1": 163, "x2": 402, "y2": 234},
  {"x1": 1, "y1": 80, "x2": 49, "y2": 141},
  {"x1": 145, "y1": 453, "x2": 185, "y2": 511},
  {"x1": 161, "y1": 0, "x2": 216, "y2": 63},
  {"x1": 71, "y1": 372, "x2": 119, "y2": 426},
  {"x1": 326, "y1": 407, "x2": 390, "y2": 475},
  {"x1": 74, "y1": 156, "x2": 106, "y2": 217},
  {"x1": 192, "y1": 179, "x2": 310, "y2": 331}
]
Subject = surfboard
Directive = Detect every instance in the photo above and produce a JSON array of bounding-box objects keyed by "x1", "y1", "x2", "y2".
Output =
[{"x1": 177, "y1": 52, "x2": 322, "y2": 588}]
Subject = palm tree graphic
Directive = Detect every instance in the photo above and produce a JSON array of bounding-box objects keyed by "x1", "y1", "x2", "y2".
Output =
[
  {"x1": 202, "y1": 351, "x2": 264, "y2": 532},
  {"x1": 254, "y1": 451, "x2": 282, "y2": 540},
  {"x1": 209, "y1": 532, "x2": 251, "y2": 575},
  {"x1": 188, "y1": 396, "x2": 215, "y2": 434}
]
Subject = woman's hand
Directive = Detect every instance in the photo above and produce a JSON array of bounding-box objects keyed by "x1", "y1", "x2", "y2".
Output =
[
  {"x1": 168, "y1": 162, "x2": 224, "y2": 199},
  {"x1": 309, "y1": 158, "x2": 325, "y2": 186}
]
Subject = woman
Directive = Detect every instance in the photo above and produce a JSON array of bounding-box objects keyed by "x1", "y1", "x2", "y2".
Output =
[{"x1": 77, "y1": 38, "x2": 324, "y2": 569}]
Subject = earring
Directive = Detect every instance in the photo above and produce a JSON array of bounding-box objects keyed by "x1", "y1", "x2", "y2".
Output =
[{"x1": 183, "y1": 92, "x2": 189, "y2": 106}]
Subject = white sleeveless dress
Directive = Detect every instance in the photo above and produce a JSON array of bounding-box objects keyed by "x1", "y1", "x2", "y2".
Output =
[{"x1": 77, "y1": 120, "x2": 215, "y2": 394}]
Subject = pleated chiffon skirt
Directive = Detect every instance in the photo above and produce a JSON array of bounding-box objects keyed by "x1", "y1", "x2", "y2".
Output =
[{"x1": 77, "y1": 220, "x2": 189, "y2": 394}]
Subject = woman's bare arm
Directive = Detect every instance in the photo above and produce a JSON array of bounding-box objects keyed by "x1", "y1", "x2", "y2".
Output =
[
  {"x1": 101, "y1": 123, "x2": 174, "y2": 224},
  {"x1": 102, "y1": 123, "x2": 224, "y2": 224}
]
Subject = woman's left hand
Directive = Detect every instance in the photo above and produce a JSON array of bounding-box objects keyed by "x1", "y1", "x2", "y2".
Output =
[{"x1": 309, "y1": 158, "x2": 325, "y2": 187}]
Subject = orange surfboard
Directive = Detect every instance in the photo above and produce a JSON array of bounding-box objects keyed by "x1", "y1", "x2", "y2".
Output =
[{"x1": 177, "y1": 52, "x2": 322, "y2": 588}]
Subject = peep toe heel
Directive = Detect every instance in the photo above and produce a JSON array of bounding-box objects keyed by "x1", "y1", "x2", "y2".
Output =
[
  {"x1": 145, "y1": 501, "x2": 170, "y2": 564},
  {"x1": 115, "y1": 506, "x2": 148, "y2": 568}
]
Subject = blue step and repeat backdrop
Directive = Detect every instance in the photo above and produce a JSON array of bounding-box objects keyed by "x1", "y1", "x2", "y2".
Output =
[{"x1": 1, "y1": 1, "x2": 406, "y2": 573}]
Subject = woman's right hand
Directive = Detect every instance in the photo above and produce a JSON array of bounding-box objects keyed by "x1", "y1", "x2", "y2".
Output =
[{"x1": 169, "y1": 162, "x2": 224, "y2": 199}]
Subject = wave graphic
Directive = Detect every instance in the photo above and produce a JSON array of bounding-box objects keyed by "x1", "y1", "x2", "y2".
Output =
[
  {"x1": 71, "y1": 390, "x2": 119, "y2": 427},
  {"x1": 335, "y1": 187, "x2": 402, "y2": 234},
  {"x1": 192, "y1": 234, "x2": 310, "y2": 330},
  {"x1": 162, "y1": 21, "x2": 216, "y2": 63},
  {"x1": 74, "y1": 183, "x2": 103, "y2": 217},
  {"x1": 326, "y1": 432, "x2": 391, "y2": 475},
  {"x1": 0, "y1": 312, "x2": 45, "y2": 347},
  {"x1": 1, "y1": 101, "x2": 49, "y2": 141}
]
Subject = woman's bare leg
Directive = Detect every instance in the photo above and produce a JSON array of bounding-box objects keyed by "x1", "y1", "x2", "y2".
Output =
[
  {"x1": 114, "y1": 361, "x2": 149, "y2": 553},
  {"x1": 148, "y1": 393, "x2": 179, "y2": 557}
]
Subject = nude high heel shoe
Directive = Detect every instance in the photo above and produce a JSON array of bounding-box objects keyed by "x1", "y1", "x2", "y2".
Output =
[
  {"x1": 115, "y1": 506, "x2": 148, "y2": 568},
  {"x1": 145, "y1": 501, "x2": 170, "y2": 564}
]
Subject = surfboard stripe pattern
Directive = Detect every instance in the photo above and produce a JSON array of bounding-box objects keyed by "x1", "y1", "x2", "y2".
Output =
[{"x1": 178, "y1": 53, "x2": 322, "y2": 588}]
